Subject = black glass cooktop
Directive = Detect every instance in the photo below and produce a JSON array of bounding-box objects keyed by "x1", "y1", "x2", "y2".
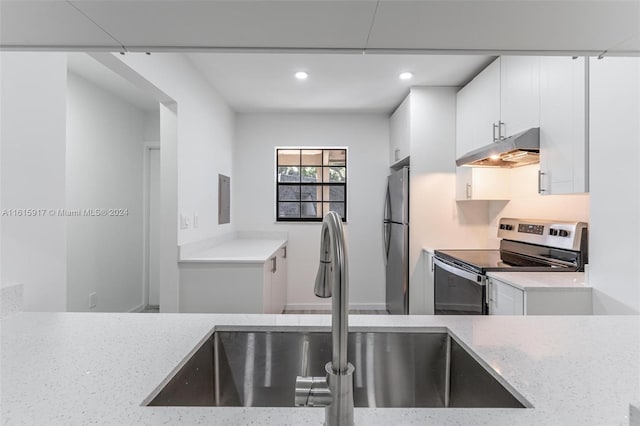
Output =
[{"x1": 434, "y1": 249, "x2": 569, "y2": 273}]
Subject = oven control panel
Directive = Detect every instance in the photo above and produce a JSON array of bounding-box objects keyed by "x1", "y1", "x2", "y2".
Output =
[
  {"x1": 517, "y1": 223, "x2": 545, "y2": 235},
  {"x1": 497, "y1": 218, "x2": 587, "y2": 251}
]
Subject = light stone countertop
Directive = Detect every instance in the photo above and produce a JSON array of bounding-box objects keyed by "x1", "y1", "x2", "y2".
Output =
[
  {"x1": 487, "y1": 272, "x2": 590, "y2": 291},
  {"x1": 179, "y1": 239, "x2": 287, "y2": 263},
  {"x1": 2, "y1": 313, "x2": 639, "y2": 426}
]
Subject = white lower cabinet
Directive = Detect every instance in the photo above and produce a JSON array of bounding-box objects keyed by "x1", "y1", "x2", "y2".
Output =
[
  {"x1": 488, "y1": 276, "x2": 592, "y2": 315},
  {"x1": 180, "y1": 245, "x2": 288, "y2": 314},
  {"x1": 488, "y1": 278, "x2": 524, "y2": 315}
]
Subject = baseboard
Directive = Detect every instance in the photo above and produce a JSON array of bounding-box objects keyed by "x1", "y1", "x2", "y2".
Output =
[
  {"x1": 128, "y1": 304, "x2": 144, "y2": 313},
  {"x1": 284, "y1": 302, "x2": 386, "y2": 311}
]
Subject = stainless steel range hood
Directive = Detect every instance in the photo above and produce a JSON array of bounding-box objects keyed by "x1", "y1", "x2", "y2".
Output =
[{"x1": 456, "y1": 127, "x2": 540, "y2": 168}]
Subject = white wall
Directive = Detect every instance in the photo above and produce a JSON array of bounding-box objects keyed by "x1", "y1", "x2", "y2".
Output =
[
  {"x1": 66, "y1": 72, "x2": 151, "y2": 312},
  {"x1": 487, "y1": 164, "x2": 590, "y2": 248},
  {"x1": 0, "y1": 52, "x2": 68, "y2": 312},
  {"x1": 408, "y1": 87, "x2": 492, "y2": 314},
  {"x1": 116, "y1": 53, "x2": 235, "y2": 246},
  {"x1": 588, "y1": 57, "x2": 640, "y2": 314},
  {"x1": 233, "y1": 113, "x2": 389, "y2": 309}
]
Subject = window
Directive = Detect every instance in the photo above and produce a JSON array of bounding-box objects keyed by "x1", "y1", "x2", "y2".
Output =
[{"x1": 276, "y1": 148, "x2": 347, "y2": 222}]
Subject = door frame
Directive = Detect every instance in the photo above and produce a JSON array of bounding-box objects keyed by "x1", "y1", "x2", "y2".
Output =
[{"x1": 142, "y1": 141, "x2": 160, "y2": 308}]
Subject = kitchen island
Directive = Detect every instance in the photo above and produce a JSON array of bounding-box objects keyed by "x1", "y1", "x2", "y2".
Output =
[{"x1": 1, "y1": 313, "x2": 638, "y2": 425}]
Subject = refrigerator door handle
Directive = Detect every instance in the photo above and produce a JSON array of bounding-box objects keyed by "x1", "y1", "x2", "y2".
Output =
[
  {"x1": 383, "y1": 222, "x2": 390, "y2": 265},
  {"x1": 383, "y1": 183, "x2": 391, "y2": 222}
]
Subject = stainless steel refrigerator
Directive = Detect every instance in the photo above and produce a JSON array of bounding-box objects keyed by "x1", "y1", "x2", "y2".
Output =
[{"x1": 383, "y1": 166, "x2": 409, "y2": 315}]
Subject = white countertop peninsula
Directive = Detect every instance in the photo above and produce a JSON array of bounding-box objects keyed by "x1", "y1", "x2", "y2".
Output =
[
  {"x1": 179, "y1": 231, "x2": 288, "y2": 264},
  {"x1": 2, "y1": 313, "x2": 638, "y2": 426}
]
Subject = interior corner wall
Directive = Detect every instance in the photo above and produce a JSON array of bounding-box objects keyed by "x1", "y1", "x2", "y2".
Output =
[
  {"x1": 65, "y1": 72, "x2": 148, "y2": 313},
  {"x1": 408, "y1": 87, "x2": 492, "y2": 314},
  {"x1": 487, "y1": 164, "x2": 590, "y2": 248},
  {"x1": 588, "y1": 57, "x2": 640, "y2": 314},
  {"x1": 115, "y1": 53, "x2": 235, "y2": 245},
  {"x1": 0, "y1": 52, "x2": 68, "y2": 311},
  {"x1": 233, "y1": 113, "x2": 389, "y2": 308}
]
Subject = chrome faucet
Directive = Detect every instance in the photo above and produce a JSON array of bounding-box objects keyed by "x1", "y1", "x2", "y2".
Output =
[{"x1": 295, "y1": 211, "x2": 354, "y2": 426}]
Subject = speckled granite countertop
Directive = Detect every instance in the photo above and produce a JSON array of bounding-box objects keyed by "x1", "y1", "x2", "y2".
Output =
[
  {"x1": 486, "y1": 272, "x2": 590, "y2": 291},
  {"x1": 2, "y1": 313, "x2": 638, "y2": 425}
]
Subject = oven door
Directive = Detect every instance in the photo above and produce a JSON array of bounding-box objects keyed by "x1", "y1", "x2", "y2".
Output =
[{"x1": 434, "y1": 257, "x2": 487, "y2": 315}]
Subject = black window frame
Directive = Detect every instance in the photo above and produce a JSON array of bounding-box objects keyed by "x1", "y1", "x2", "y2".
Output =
[{"x1": 276, "y1": 148, "x2": 347, "y2": 222}]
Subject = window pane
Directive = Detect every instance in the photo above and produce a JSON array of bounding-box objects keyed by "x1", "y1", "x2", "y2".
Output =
[
  {"x1": 278, "y1": 166, "x2": 300, "y2": 182},
  {"x1": 278, "y1": 150, "x2": 300, "y2": 166},
  {"x1": 301, "y1": 202, "x2": 322, "y2": 219},
  {"x1": 301, "y1": 166, "x2": 321, "y2": 183},
  {"x1": 327, "y1": 167, "x2": 346, "y2": 182},
  {"x1": 278, "y1": 185, "x2": 300, "y2": 201},
  {"x1": 323, "y1": 185, "x2": 345, "y2": 201},
  {"x1": 323, "y1": 149, "x2": 346, "y2": 166},
  {"x1": 300, "y1": 185, "x2": 321, "y2": 202},
  {"x1": 278, "y1": 202, "x2": 300, "y2": 218},
  {"x1": 301, "y1": 150, "x2": 322, "y2": 165},
  {"x1": 323, "y1": 202, "x2": 345, "y2": 219}
]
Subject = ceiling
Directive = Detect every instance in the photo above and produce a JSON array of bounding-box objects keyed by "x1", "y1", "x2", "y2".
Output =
[
  {"x1": 187, "y1": 53, "x2": 493, "y2": 112},
  {"x1": 7, "y1": 0, "x2": 637, "y2": 113},
  {"x1": 1, "y1": 1, "x2": 639, "y2": 54},
  {"x1": 68, "y1": 53, "x2": 159, "y2": 111}
]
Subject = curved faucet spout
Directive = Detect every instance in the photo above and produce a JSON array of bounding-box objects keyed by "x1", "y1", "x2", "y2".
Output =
[{"x1": 295, "y1": 211, "x2": 354, "y2": 426}]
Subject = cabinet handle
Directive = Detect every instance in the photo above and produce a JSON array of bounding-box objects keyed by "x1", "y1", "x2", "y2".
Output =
[
  {"x1": 498, "y1": 121, "x2": 506, "y2": 140},
  {"x1": 430, "y1": 255, "x2": 434, "y2": 272},
  {"x1": 492, "y1": 123, "x2": 499, "y2": 142},
  {"x1": 282, "y1": 246, "x2": 287, "y2": 259},
  {"x1": 271, "y1": 257, "x2": 277, "y2": 273},
  {"x1": 538, "y1": 170, "x2": 547, "y2": 194},
  {"x1": 394, "y1": 148, "x2": 400, "y2": 161},
  {"x1": 465, "y1": 183, "x2": 472, "y2": 199}
]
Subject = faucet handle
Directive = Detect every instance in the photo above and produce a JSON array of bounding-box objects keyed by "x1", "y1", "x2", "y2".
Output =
[{"x1": 295, "y1": 375, "x2": 332, "y2": 407}]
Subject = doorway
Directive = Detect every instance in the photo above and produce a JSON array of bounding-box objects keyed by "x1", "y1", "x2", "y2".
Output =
[{"x1": 144, "y1": 143, "x2": 161, "y2": 310}]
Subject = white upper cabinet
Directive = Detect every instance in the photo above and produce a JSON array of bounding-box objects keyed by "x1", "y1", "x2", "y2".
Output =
[
  {"x1": 389, "y1": 94, "x2": 411, "y2": 166},
  {"x1": 500, "y1": 56, "x2": 540, "y2": 137},
  {"x1": 539, "y1": 56, "x2": 588, "y2": 195},
  {"x1": 456, "y1": 57, "x2": 501, "y2": 158},
  {"x1": 455, "y1": 167, "x2": 511, "y2": 201},
  {"x1": 456, "y1": 56, "x2": 540, "y2": 159}
]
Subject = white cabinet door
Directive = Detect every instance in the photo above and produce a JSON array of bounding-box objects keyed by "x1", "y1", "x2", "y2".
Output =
[
  {"x1": 539, "y1": 56, "x2": 588, "y2": 195},
  {"x1": 500, "y1": 56, "x2": 540, "y2": 138},
  {"x1": 489, "y1": 278, "x2": 524, "y2": 315},
  {"x1": 389, "y1": 95, "x2": 411, "y2": 166},
  {"x1": 456, "y1": 58, "x2": 501, "y2": 158},
  {"x1": 456, "y1": 167, "x2": 511, "y2": 200},
  {"x1": 270, "y1": 246, "x2": 288, "y2": 314},
  {"x1": 411, "y1": 249, "x2": 434, "y2": 314}
]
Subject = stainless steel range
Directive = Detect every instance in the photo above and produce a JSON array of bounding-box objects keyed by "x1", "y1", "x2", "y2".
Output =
[{"x1": 434, "y1": 218, "x2": 588, "y2": 315}]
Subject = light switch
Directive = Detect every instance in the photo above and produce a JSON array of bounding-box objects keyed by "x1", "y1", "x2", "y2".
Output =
[{"x1": 180, "y1": 214, "x2": 189, "y2": 230}]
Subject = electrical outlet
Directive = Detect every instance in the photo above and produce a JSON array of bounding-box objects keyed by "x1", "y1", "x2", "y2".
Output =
[
  {"x1": 89, "y1": 292, "x2": 97, "y2": 309},
  {"x1": 193, "y1": 211, "x2": 199, "y2": 228}
]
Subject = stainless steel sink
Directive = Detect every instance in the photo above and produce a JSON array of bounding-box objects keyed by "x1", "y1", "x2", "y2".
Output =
[{"x1": 146, "y1": 329, "x2": 529, "y2": 409}]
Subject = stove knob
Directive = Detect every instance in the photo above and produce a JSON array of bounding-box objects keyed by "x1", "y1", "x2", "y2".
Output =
[
  {"x1": 550, "y1": 229, "x2": 558, "y2": 236},
  {"x1": 506, "y1": 225, "x2": 513, "y2": 231},
  {"x1": 559, "y1": 230, "x2": 569, "y2": 237},
  {"x1": 499, "y1": 224, "x2": 505, "y2": 230}
]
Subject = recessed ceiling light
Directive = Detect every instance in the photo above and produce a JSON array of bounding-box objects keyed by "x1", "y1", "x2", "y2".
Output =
[
  {"x1": 399, "y1": 72, "x2": 413, "y2": 80},
  {"x1": 295, "y1": 71, "x2": 309, "y2": 80}
]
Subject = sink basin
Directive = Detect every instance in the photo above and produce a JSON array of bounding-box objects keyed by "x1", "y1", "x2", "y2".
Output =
[{"x1": 146, "y1": 329, "x2": 528, "y2": 408}]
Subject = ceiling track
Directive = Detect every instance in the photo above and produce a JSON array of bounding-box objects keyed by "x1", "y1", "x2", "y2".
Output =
[{"x1": 1, "y1": 45, "x2": 639, "y2": 57}]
